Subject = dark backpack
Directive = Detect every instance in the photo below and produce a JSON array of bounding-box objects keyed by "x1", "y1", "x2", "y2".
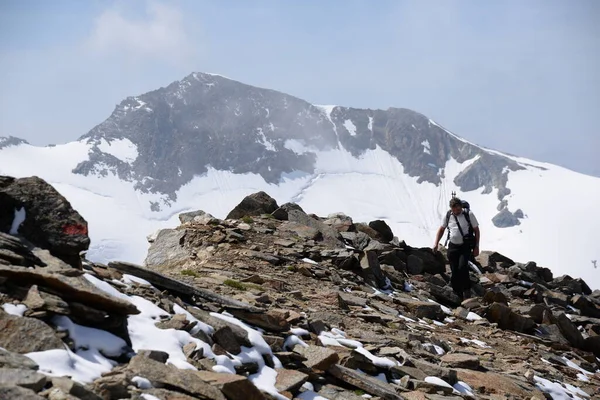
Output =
[{"x1": 444, "y1": 200, "x2": 475, "y2": 247}]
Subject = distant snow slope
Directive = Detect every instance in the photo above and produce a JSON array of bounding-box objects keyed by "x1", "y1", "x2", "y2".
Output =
[{"x1": 1, "y1": 134, "x2": 599, "y2": 289}]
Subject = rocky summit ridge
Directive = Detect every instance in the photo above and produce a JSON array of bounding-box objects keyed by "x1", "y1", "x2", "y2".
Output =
[{"x1": 1, "y1": 175, "x2": 600, "y2": 400}]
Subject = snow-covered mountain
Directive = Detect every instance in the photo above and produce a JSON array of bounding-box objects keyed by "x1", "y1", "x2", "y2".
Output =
[{"x1": 1, "y1": 72, "x2": 599, "y2": 288}]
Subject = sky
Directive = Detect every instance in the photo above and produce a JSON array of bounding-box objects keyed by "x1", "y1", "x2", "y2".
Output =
[{"x1": 0, "y1": 0, "x2": 598, "y2": 176}]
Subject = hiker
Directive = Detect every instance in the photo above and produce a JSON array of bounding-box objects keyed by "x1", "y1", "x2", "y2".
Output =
[{"x1": 433, "y1": 197, "x2": 480, "y2": 300}]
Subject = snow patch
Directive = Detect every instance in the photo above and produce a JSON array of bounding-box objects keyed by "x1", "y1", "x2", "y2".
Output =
[
  {"x1": 97, "y1": 138, "x2": 138, "y2": 163},
  {"x1": 2, "y1": 303, "x2": 27, "y2": 316},
  {"x1": 9, "y1": 207, "x2": 26, "y2": 234},
  {"x1": 421, "y1": 140, "x2": 431, "y2": 155},
  {"x1": 344, "y1": 119, "x2": 357, "y2": 136},
  {"x1": 534, "y1": 375, "x2": 589, "y2": 399}
]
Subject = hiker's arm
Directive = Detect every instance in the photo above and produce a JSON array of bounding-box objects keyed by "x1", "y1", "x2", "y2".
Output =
[
  {"x1": 473, "y1": 226, "x2": 480, "y2": 256},
  {"x1": 433, "y1": 226, "x2": 445, "y2": 251}
]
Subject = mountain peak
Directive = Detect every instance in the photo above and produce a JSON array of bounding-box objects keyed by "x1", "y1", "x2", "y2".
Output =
[{"x1": 75, "y1": 71, "x2": 524, "y2": 204}]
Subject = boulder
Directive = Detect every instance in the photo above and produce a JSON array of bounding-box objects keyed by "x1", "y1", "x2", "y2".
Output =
[
  {"x1": 440, "y1": 353, "x2": 480, "y2": 370},
  {"x1": 550, "y1": 275, "x2": 588, "y2": 295},
  {"x1": 0, "y1": 348, "x2": 40, "y2": 370},
  {"x1": 126, "y1": 354, "x2": 227, "y2": 400},
  {"x1": 270, "y1": 202, "x2": 304, "y2": 221},
  {"x1": 144, "y1": 229, "x2": 188, "y2": 268},
  {"x1": 407, "y1": 249, "x2": 445, "y2": 275},
  {"x1": 294, "y1": 345, "x2": 339, "y2": 372},
  {"x1": 355, "y1": 223, "x2": 383, "y2": 242},
  {"x1": 340, "y1": 231, "x2": 371, "y2": 251},
  {"x1": 179, "y1": 210, "x2": 215, "y2": 225},
  {"x1": 584, "y1": 335, "x2": 600, "y2": 357},
  {"x1": 0, "y1": 368, "x2": 47, "y2": 392},
  {"x1": 274, "y1": 369, "x2": 309, "y2": 393},
  {"x1": 527, "y1": 304, "x2": 556, "y2": 324},
  {"x1": 0, "y1": 386, "x2": 45, "y2": 400},
  {"x1": 50, "y1": 377, "x2": 103, "y2": 400},
  {"x1": 425, "y1": 283, "x2": 462, "y2": 308},
  {"x1": 485, "y1": 302, "x2": 536, "y2": 333},
  {"x1": 0, "y1": 265, "x2": 139, "y2": 316},
  {"x1": 324, "y1": 213, "x2": 355, "y2": 233},
  {"x1": 0, "y1": 232, "x2": 45, "y2": 268},
  {"x1": 457, "y1": 370, "x2": 544, "y2": 399},
  {"x1": 226, "y1": 191, "x2": 278, "y2": 220},
  {"x1": 328, "y1": 364, "x2": 404, "y2": 400},
  {"x1": 280, "y1": 221, "x2": 321, "y2": 241},
  {"x1": 556, "y1": 312, "x2": 585, "y2": 349},
  {"x1": 228, "y1": 309, "x2": 290, "y2": 332},
  {"x1": 393, "y1": 297, "x2": 445, "y2": 321},
  {"x1": 360, "y1": 250, "x2": 388, "y2": 289},
  {"x1": 287, "y1": 209, "x2": 344, "y2": 248},
  {"x1": 406, "y1": 255, "x2": 424, "y2": 275},
  {"x1": 368, "y1": 220, "x2": 394, "y2": 242},
  {"x1": 338, "y1": 292, "x2": 368, "y2": 310},
  {"x1": 0, "y1": 313, "x2": 65, "y2": 353},
  {"x1": 0, "y1": 176, "x2": 90, "y2": 267},
  {"x1": 195, "y1": 371, "x2": 266, "y2": 400}
]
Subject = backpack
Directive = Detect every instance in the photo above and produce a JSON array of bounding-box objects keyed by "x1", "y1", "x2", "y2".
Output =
[{"x1": 444, "y1": 199, "x2": 475, "y2": 247}]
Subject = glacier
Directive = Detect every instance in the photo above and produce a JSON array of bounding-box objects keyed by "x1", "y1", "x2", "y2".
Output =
[{"x1": 1, "y1": 134, "x2": 599, "y2": 289}]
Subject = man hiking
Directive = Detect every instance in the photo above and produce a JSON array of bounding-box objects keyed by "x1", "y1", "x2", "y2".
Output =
[{"x1": 433, "y1": 197, "x2": 480, "y2": 300}]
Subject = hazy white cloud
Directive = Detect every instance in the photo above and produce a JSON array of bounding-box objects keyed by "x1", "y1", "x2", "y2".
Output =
[{"x1": 87, "y1": 1, "x2": 197, "y2": 65}]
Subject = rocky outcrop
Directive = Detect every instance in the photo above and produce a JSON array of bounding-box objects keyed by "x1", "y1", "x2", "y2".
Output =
[
  {"x1": 226, "y1": 191, "x2": 279, "y2": 220},
  {"x1": 0, "y1": 176, "x2": 89, "y2": 267}
]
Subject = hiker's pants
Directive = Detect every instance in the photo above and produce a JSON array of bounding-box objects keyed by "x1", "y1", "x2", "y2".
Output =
[{"x1": 447, "y1": 242, "x2": 472, "y2": 295}]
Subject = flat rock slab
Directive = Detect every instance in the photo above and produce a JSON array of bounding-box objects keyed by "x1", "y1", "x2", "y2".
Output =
[
  {"x1": 0, "y1": 265, "x2": 139, "y2": 316},
  {"x1": 294, "y1": 345, "x2": 340, "y2": 372},
  {"x1": 0, "y1": 386, "x2": 45, "y2": 400},
  {"x1": 457, "y1": 369, "x2": 545, "y2": 399},
  {"x1": 127, "y1": 355, "x2": 227, "y2": 400},
  {"x1": 0, "y1": 368, "x2": 47, "y2": 391},
  {"x1": 0, "y1": 348, "x2": 40, "y2": 370},
  {"x1": 440, "y1": 353, "x2": 480, "y2": 369},
  {"x1": 274, "y1": 369, "x2": 309, "y2": 393},
  {"x1": 195, "y1": 371, "x2": 266, "y2": 400},
  {"x1": 0, "y1": 313, "x2": 65, "y2": 353},
  {"x1": 328, "y1": 364, "x2": 404, "y2": 400}
]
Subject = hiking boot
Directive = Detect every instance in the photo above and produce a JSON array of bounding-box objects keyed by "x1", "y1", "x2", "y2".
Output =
[{"x1": 462, "y1": 290, "x2": 471, "y2": 300}]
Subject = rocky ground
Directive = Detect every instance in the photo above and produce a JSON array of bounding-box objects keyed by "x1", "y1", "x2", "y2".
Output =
[{"x1": 1, "y1": 177, "x2": 600, "y2": 400}]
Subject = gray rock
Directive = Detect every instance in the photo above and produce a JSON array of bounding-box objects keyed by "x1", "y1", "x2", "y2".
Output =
[
  {"x1": 368, "y1": 220, "x2": 394, "y2": 242},
  {"x1": 0, "y1": 176, "x2": 90, "y2": 267},
  {"x1": 0, "y1": 368, "x2": 47, "y2": 392},
  {"x1": 492, "y1": 208, "x2": 522, "y2": 228},
  {"x1": 194, "y1": 371, "x2": 266, "y2": 400},
  {"x1": 274, "y1": 369, "x2": 309, "y2": 393},
  {"x1": 179, "y1": 210, "x2": 213, "y2": 224},
  {"x1": 485, "y1": 302, "x2": 536, "y2": 333},
  {"x1": 226, "y1": 191, "x2": 278, "y2": 220},
  {"x1": 0, "y1": 313, "x2": 65, "y2": 353},
  {"x1": 0, "y1": 348, "x2": 39, "y2": 370},
  {"x1": 50, "y1": 377, "x2": 102, "y2": 400},
  {"x1": 328, "y1": 364, "x2": 404, "y2": 400},
  {"x1": 294, "y1": 345, "x2": 339, "y2": 371},
  {"x1": 126, "y1": 354, "x2": 227, "y2": 400},
  {"x1": 0, "y1": 386, "x2": 45, "y2": 400},
  {"x1": 288, "y1": 209, "x2": 344, "y2": 248},
  {"x1": 338, "y1": 292, "x2": 368, "y2": 310},
  {"x1": 340, "y1": 231, "x2": 371, "y2": 251},
  {"x1": 144, "y1": 228, "x2": 188, "y2": 268},
  {"x1": 556, "y1": 312, "x2": 585, "y2": 349},
  {"x1": 360, "y1": 250, "x2": 388, "y2": 289},
  {"x1": 393, "y1": 296, "x2": 445, "y2": 321},
  {"x1": 440, "y1": 353, "x2": 480, "y2": 369}
]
